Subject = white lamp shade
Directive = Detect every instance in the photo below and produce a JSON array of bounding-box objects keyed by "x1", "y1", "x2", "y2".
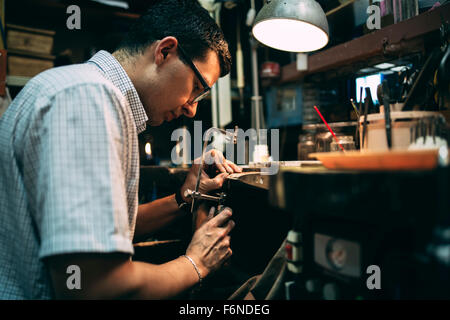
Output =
[
  {"x1": 253, "y1": 18, "x2": 329, "y2": 52},
  {"x1": 252, "y1": 0, "x2": 329, "y2": 53}
]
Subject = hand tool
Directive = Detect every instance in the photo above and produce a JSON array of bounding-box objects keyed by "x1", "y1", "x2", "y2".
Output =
[{"x1": 382, "y1": 80, "x2": 393, "y2": 149}]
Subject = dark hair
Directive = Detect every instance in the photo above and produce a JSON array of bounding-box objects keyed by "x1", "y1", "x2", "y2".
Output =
[{"x1": 117, "y1": 0, "x2": 231, "y2": 77}]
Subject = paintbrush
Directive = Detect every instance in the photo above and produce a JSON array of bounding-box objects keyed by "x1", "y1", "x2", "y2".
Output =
[
  {"x1": 350, "y1": 99, "x2": 360, "y2": 119},
  {"x1": 358, "y1": 86, "x2": 363, "y2": 116},
  {"x1": 351, "y1": 99, "x2": 361, "y2": 149}
]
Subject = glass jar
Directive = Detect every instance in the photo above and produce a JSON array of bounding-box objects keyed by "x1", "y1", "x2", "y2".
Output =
[
  {"x1": 330, "y1": 136, "x2": 356, "y2": 152},
  {"x1": 298, "y1": 134, "x2": 316, "y2": 160},
  {"x1": 316, "y1": 132, "x2": 333, "y2": 153}
]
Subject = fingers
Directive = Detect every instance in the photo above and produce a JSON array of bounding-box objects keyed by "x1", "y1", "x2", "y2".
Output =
[
  {"x1": 226, "y1": 160, "x2": 242, "y2": 173},
  {"x1": 198, "y1": 172, "x2": 227, "y2": 195},
  {"x1": 206, "y1": 207, "x2": 235, "y2": 233},
  {"x1": 207, "y1": 206, "x2": 215, "y2": 220},
  {"x1": 209, "y1": 207, "x2": 232, "y2": 227},
  {"x1": 222, "y1": 161, "x2": 234, "y2": 174},
  {"x1": 223, "y1": 219, "x2": 235, "y2": 234},
  {"x1": 221, "y1": 244, "x2": 233, "y2": 266},
  {"x1": 210, "y1": 150, "x2": 231, "y2": 174},
  {"x1": 207, "y1": 149, "x2": 223, "y2": 166},
  {"x1": 211, "y1": 172, "x2": 228, "y2": 189},
  {"x1": 216, "y1": 152, "x2": 241, "y2": 174},
  {"x1": 201, "y1": 149, "x2": 242, "y2": 174},
  {"x1": 215, "y1": 162, "x2": 228, "y2": 174},
  {"x1": 220, "y1": 160, "x2": 242, "y2": 174},
  {"x1": 225, "y1": 248, "x2": 233, "y2": 260},
  {"x1": 186, "y1": 207, "x2": 235, "y2": 275}
]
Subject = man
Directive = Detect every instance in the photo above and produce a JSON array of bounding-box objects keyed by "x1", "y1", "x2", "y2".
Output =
[{"x1": 0, "y1": 0, "x2": 241, "y2": 299}]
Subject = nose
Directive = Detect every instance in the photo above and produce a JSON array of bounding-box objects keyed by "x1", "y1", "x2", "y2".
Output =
[{"x1": 182, "y1": 102, "x2": 198, "y2": 118}]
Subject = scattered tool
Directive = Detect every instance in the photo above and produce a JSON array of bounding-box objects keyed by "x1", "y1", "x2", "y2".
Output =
[
  {"x1": 382, "y1": 80, "x2": 393, "y2": 149},
  {"x1": 350, "y1": 99, "x2": 361, "y2": 149},
  {"x1": 377, "y1": 84, "x2": 383, "y2": 108},
  {"x1": 350, "y1": 99, "x2": 360, "y2": 119},
  {"x1": 403, "y1": 47, "x2": 443, "y2": 111},
  {"x1": 358, "y1": 87, "x2": 363, "y2": 116},
  {"x1": 365, "y1": 87, "x2": 377, "y2": 113},
  {"x1": 189, "y1": 127, "x2": 238, "y2": 232},
  {"x1": 184, "y1": 189, "x2": 227, "y2": 213},
  {"x1": 361, "y1": 92, "x2": 370, "y2": 150}
]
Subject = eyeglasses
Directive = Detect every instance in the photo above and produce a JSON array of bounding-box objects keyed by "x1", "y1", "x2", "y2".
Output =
[{"x1": 177, "y1": 44, "x2": 211, "y2": 104}]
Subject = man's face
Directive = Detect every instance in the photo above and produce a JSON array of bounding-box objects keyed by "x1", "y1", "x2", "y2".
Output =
[{"x1": 131, "y1": 41, "x2": 221, "y2": 126}]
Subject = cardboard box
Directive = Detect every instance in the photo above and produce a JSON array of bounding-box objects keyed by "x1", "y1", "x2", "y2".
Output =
[
  {"x1": 0, "y1": 49, "x2": 6, "y2": 95},
  {"x1": 6, "y1": 24, "x2": 55, "y2": 55},
  {"x1": 8, "y1": 55, "x2": 53, "y2": 77}
]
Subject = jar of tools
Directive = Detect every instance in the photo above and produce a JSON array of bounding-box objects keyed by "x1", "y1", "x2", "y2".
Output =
[{"x1": 409, "y1": 115, "x2": 448, "y2": 150}]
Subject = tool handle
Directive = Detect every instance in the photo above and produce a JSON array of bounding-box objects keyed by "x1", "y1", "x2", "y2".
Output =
[
  {"x1": 382, "y1": 80, "x2": 392, "y2": 149},
  {"x1": 362, "y1": 97, "x2": 370, "y2": 149}
]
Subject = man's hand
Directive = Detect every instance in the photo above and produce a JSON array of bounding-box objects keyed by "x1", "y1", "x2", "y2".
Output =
[
  {"x1": 185, "y1": 207, "x2": 235, "y2": 278},
  {"x1": 180, "y1": 149, "x2": 242, "y2": 203}
]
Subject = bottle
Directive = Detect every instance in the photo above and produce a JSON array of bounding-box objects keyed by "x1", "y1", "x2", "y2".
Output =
[{"x1": 298, "y1": 134, "x2": 316, "y2": 160}]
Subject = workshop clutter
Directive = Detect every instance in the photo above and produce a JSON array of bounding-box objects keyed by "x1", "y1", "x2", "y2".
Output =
[
  {"x1": 6, "y1": 24, "x2": 55, "y2": 78},
  {"x1": 359, "y1": 111, "x2": 448, "y2": 152}
]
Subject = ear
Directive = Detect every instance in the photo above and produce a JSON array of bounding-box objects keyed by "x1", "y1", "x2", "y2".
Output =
[{"x1": 154, "y1": 36, "x2": 178, "y2": 66}]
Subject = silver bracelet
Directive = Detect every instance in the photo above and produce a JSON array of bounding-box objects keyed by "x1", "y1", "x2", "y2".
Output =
[{"x1": 182, "y1": 255, "x2": 203, "y2": 285}]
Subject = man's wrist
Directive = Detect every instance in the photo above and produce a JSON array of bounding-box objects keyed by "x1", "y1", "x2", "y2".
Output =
[{"x1": 181, "y1": 255, "x2": 203, "y2": 286}]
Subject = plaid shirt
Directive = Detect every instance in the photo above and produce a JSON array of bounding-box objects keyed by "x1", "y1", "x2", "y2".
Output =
[{"x1": 0, "y1": 51, "x2": 148, "y2": 299}]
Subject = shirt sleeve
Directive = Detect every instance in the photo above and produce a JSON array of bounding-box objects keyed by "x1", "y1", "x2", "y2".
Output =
[{"x1": 34, "y1": 83, "x2": 134, "y2": 259}]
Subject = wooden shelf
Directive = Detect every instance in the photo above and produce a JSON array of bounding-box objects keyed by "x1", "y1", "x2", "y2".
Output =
[
  {"x1": 6, "y1": 75, "x2": 31, "y2": 86},
  {"x1": 7, "y1": 49, "x2": 55, "y2": 60},
  {"x1": 7, "y1": 0, "x2": 142, "y2": 22},
  {"x1": 280, "y1": 3, "x2": 450, "y2": 83},
  {"x1": 36, "y1": 0, "x2": 142, "y2": 19}
]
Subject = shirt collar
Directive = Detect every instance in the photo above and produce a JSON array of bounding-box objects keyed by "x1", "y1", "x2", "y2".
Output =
[{"x1": 87, "y1": 50, "x2": 148, "y2": 134}]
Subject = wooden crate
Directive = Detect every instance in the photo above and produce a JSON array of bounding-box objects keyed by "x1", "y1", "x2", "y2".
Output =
[
  {"x1": 0, "y1": 49, "x2": 6, "y2": 95},
  {"x1": 6, "y1": 24, "x2": 55, "y2": 55},
  {"x1": 8, "y1": 55, "x2": 54, "y2": 77}
]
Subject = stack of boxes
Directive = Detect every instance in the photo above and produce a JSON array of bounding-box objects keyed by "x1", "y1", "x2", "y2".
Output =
[
  {"x1": 0, "y1": 0, "x2": 6, "y2": 95},
  {"x1": 6, "y1": 24, "x2": 55, "y2": 79}
]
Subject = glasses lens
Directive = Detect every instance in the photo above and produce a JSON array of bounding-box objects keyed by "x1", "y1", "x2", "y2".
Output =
[{"x1": 193, "y1": 89, "x2": 211, "y2": 103}]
